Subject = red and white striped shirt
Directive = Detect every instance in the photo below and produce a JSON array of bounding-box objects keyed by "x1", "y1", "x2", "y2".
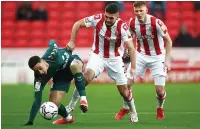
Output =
[
  {"x1": 84, "y1": 13, "x2": 132, "y2": 58},
  {"x1": 129, "y1": 14, "x2": 168, "y2": 56}
]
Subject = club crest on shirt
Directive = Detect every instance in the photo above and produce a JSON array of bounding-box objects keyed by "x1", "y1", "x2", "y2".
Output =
[{"x1": 161, "y1": 25, "x2": 167, "y2": 33}]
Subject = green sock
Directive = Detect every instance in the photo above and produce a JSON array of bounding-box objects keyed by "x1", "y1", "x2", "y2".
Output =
[
  {"x1": 74, "y1": 73, "x2": 86, "y2": 96},
  {"x1": 58, "y1": 104, "x2": 69, "y2": 118}
]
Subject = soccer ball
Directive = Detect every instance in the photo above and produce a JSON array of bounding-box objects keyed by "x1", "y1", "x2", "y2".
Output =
[{"x1": 39, "y1": 102, "x2": 58, "y2": 120}]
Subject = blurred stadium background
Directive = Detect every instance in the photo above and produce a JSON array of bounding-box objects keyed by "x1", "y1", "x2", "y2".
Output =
[
  {"x1": 1, "y1": 1, "x2": 200, "y2": 129},
  {"x1": 1, "y1": 1, "x2": 200, "y2": 84}
]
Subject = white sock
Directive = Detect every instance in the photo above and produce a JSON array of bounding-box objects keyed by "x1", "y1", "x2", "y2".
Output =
[
  {"x1": 122, "y1": 99, "x2": 129, "y2": 110},
  {"x1": 66, "y1": 114, "x2": 72, "y2": 120},
  {"x1": 70, "y1": 88, "x2": 80, "y2": 105},
  {"x1": 126, "y1": 99, "x2": 137, "y2": 114},
  {"x1": 80, "y1": 96, "x2": 87, "y2": 102}
]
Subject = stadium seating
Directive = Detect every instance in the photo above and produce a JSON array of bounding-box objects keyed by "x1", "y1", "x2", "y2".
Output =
[
  {"x1": 60, "y1": 11, "x2": 76, "y2": 21},
  {"x1": 60, "y1": 2, "x2": 75, "y2": 11},
  {"x1": 48, "y1": 12, "x2": 60, "y2": 21},
  {"x1": 2, "y1": 21, "x2": 15, "y2": 30},
  {"x1": 29, "y1": 39, "x2": 48, "y2": 47},
  {"x1": 14, "y1": 30, "x2": 29, "y2": 40},
  {"x1": 15, "y1": 39, "x2": 29, "y2": 47},
  {"x1": 31, "y1": 21, "x2": 46, "y2": 30},
  {"x1": 45, "y1": 2, "x2": 61, "y2": 11},
  {"x1": 2, "y1": 11, "x2": 16, "y2": 21},
  {"x1": 1, "y1": 1, "x2": 198, "y2": 48},
  {"x1": 180, "y1": 2, "x2": 194, "y2": 11},
  {"x1": 2, "y1": 30, "x2": 14, "y2": 40},
  {"x1": 16, "y1": 21, "x2": 31, "y2": 29},
  {"x1": 1, "y1": 39, "x2": 13, "y2": 47},
  {"x1": 91, "y1": 2, "x2": 104, "y2": 10},
  {"x1": 30, "y1": 30, "x2": 45, "y2": 40},
  {"x1": 166, "y1": 2, "x2": 179, "y2": 10},
  {"x1": 2, "y1": 1, "x2": 17, "y2": 11}
]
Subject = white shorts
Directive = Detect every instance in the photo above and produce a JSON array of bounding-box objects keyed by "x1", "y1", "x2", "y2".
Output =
[
  {"x1": 127, "y1": 52, "x2": 167, "y2": 85},
  {"x1": 86, "y1": 53, "x2": 127, "y2": 85}
]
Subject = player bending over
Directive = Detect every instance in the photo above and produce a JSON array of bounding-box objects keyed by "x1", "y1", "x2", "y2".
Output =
[
  {"x1": 115, "y1": 1, "x2": 172, "y2": 120},
  {"x1": 24, "y1": 40, "x2": 88, "y2": 125},
  {"x1": 57, "y1": 3, "x2": 138, "y2": 123}
]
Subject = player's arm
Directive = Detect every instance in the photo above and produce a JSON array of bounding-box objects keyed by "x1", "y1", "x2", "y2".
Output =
[
  {"x1": 69, "y1": 19, "x2": 86, "y2": 43},
  {"x1": 156, "y1": 19, "x2": 173, "y2": 72},
  {"x1": 122, "y1": 23, "x2": 136, "y2": 73},
  {"x1": 125, "y1": 40, "x2": 136, "y2": 71},
  {"x1": 163, "y1": 33, "x2": 172, "y2": 72},
  {"x1": 24, "y1": 72, "x2": 50, "y2": 125},
  {"x1": 123, "y1": 30, "x2": 135, "y2": 59},
  {"x1": 67, "y1": 14, "x2": 102, "y2": 51},
  {"x1": 43, "y1": 40, "x2": 58, "y2": 59}
]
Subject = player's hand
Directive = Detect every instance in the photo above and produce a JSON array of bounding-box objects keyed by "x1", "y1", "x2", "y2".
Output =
[
  {"x1": 23, "y1": 121, "x2": 33, "y2": 126},
  {"x1": 129, "y1": 68, "x2": 136, "y2": 78},
  {"x1": 66, "y1": 41, "x2": 75, "y2": 51},
  {"x1": 164, "y1": 59, "x2": 171, "y2": 73}
]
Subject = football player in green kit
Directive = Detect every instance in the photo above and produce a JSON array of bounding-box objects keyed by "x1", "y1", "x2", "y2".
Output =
[{"x1": 24, "y1": 39, "x2": 88, "y2": 125}]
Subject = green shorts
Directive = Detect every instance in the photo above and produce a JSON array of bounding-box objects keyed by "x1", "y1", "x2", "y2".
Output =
[{"x1": 50, "y1": 54, "x2": 83, "y2": 92}]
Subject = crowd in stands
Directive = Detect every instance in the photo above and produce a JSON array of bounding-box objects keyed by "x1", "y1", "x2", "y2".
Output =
[
  {"x1": 16, "y1": 1, "x2": 47, "y2": 21},
  {"x1": 2, "y1": 1, "x2": 200, "y2": 47}
]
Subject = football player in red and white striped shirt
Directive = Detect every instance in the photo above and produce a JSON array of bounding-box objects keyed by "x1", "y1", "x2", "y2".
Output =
[
  {"x1": 115, "y1": 1, "x2": 172, "y2": 120},
  {"x1": 56, "y1": 3, "x2": 138, "y2": 123}
]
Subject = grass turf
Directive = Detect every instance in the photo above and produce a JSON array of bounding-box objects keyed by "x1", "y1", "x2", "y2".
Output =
[{"x1": 1, "y1": 83, "x2": 200, "y2": 129}]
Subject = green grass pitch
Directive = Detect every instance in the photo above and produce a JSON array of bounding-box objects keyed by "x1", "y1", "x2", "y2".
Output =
[{"x1": 1, "y1": 83, "x2": 200, "y2": 129}]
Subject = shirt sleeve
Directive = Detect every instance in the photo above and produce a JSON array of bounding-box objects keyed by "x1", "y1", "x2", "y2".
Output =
[
  {"x1": 84, "y1": 13, "x2": 103, "y2": 27},
  {"x1": 42, "y1": 39, "x2": 58, "y2": 60},
  {"x1": 27, "y1": 73, "x2": 51, "y2": 123},
  {"x1": 156, "y1": 19, "x2": 168, "y2": 37},
  {"x1": 34, "y1": 71, "x2": 51, "y2": 92},
  {"x1": 129, "y1": 17, "x2": 135, "y2": 34},
  {"x1": 121, "y1": 22, "x2": 133, "y2": 43}
]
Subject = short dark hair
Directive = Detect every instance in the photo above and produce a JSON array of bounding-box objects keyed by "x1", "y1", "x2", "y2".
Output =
[
  {"x1": 105, "y1": 3, "x2": 119, "y2": 14},
  {"x1": 133, "y1": 1, "x2": 147, "y2": 7},
  {"x1": 28, "y1": 56, "x2": 41, "y2": 69}
]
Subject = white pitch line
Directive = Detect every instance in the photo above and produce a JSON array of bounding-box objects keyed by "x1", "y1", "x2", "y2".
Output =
[{"x1": 2, "y1": 112, "x2": 200, "y2": 116}]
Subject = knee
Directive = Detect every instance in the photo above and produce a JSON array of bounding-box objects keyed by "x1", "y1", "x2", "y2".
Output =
[
  {"x1": 127, "y1": 79, "x2": 134, "y2": 88},
  {"x1": 70, "y1": 60, "x2": 83, "y2": 74},
  {"x1": 84, "y1": 69, "x2": 95, "y2": 85},
  {"x1": 84, "y1": 73, "x2": 92, "y2": 85},
  {"x1": 156, "y1": 90, "x2": 166, "y2": 100}
]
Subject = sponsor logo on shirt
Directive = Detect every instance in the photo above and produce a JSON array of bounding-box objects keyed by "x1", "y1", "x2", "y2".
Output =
[{"x1": 137, "y1": 34, "x2": 154, "y2": 40}]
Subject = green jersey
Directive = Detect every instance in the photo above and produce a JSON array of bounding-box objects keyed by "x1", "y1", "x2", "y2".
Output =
[
  {"x1": 42, "y1": 40, "x2": 72, "y2": 77},
  {"x1": 28, "y1": 40, "x2": 84, "y2": 123}
]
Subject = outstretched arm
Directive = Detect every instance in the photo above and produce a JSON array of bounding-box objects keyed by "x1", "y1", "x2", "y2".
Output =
[
  {"x1": 66, "y1": 13, "x2": 102, "y2": 51},
  {"x1": 66, "y1": 19, "x2": 86, "y2": 51},
  {"x1": 24, "y1": 73, "x2": 50, "y2": 125}
]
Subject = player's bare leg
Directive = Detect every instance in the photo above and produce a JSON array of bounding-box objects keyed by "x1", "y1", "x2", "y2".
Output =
[
  {"x1": 116, "y1": 84, "x2": 138, "y2": 123},
  {"x1": 49, "y1": 91, "x2": 74, "y2": 124},
  {"x1": 70, "y1": 59, "x2": 89, "y2": 113},
  {"x1": 115, "y1": 78, "x2": 136, "y2": 120},
  {"x1": 154, "y1": 75, "x2": 166, "y2": 120},
  {"x1": 155, "y1": 85, "x2": 166, "y2": 119}
]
